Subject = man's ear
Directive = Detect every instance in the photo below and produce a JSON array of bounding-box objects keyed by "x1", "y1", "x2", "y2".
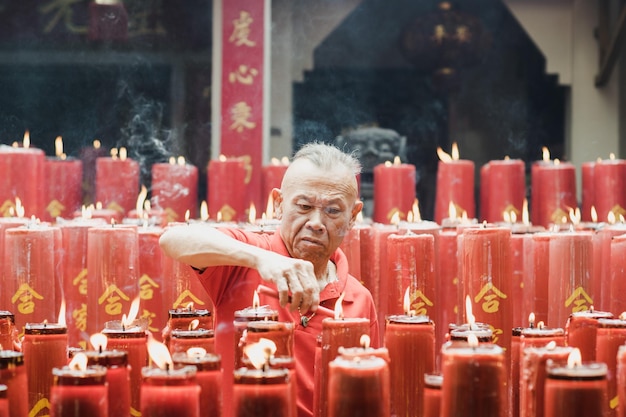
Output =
[
  {"x1": 272, "y1": 188, "x2": 283, "y2": 219},
  {"x1": 349, "y1": 200, "x2": 363, "y2": 228}
]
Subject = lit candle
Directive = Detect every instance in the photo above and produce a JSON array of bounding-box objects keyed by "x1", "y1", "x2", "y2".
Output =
[
  {"x1": 373, "y1": 156, "x2": 416, "y2": 224},
  {"x1": 595, "y1": 317, "x2": 626, "y2": 417},
  {"x1": 261, "y1": 157, "x2": 289, "y2": 214},
  {"x1": 95, "y1": 148, "x2": 140, "y2": 215},
  {"x1": 384, "y1": 294, "x2": 435, "y2": 417},
  {"x1": 423, "y1": 373, "x2": 442, "y2": 417},
  {"x1": 233, "y1": 368, "x2": 291, "y2": 417},
  {"x1": 581, "y1": 160, "x2": 596, "y2": 222},
  {"x1": 169, "y1": 328, "x2": 216, "y2": 355},
  {"x1": 73, "y1": 203, "x2": 123, "y2": 224},
  {"x1": 86, "y1": 225, "x2": 139, "y2": 335},
  {"x1": 480, "y1": 158, "x2": 525, "y2": 223},
  {"x1": 42, "y1": 136, "x2": 83, "y2": 222},
  {"x1": 151, "y1": 156, "x2": 199, "y2": 223},
  {"x1": 124, "y1": 186, "x2": 168, "y2": 227},
  {"x1": 434, "y1": 143, "x2": 475, "y2": 225},
  {"x1": 519, "y1": 342, "x2": 574, "y2": 417},
  {"x1": 593, "y1": 155, "x2": 626, "y2": 223},
  {"x1": 172, "y1": 349, "x2": 222, "y2": 417},
  {"x1": 0, "y1": 134, "x2": 46, "y2": 219},
  {"x1": 84, "y1": 333, "x2": 131, "y2": 417},
  {"x1": 610, "y1": 234, "x2": 626, "y2": 314},
  {"x1": 207, "y1": 155, "x2": 249, "y2": 223},
  {"x1": 78, "y1": 140, "x2": 108, "y2": 207},
  {"x1": 50, "y1": 353, "x2": 108, "y2": 417},
  {"x1": 22, "y1": 322, "x2": 68, "y2": 417},
  {"x1": 338, "y1": 218, "x2": 371, "y2": 280},
  {"x1": 596, "y1": 223, "x2": 626, "y2": 312},
  {"x1": 0, "y1": 312, "x2": 16, "y2": 352},
  {"x1": 0, "y1": 350, "x2": 28, "y2": 417},
  {"x1": 136, "y1": 225, "x2": 167, "y2": 337},
  {"x1": 233, "y1": 293, "x2": 279, "y2": 369},
  {"x1": 162, "y1": 306, "x2": 213, "y2": 349},
  {"x1": 440, "y1": 337, "x2": 507, "y2": 417},
  {"x1": 544, "y1": 349, "x2": 608, "y2": 417},
  {"x1": 141, "y1": 339, "x2": 200, "y2": 417},
  {"x1": 239, "y1": 321, "x2": 294, "y2": 366},
  {"x1": 565, "y1": 309, "x2": 613, "y2": 363},
  {"x1": 529, "y1": 232, "x2": 552, "y2": 324},
  {"x1": 436, "y1": 227, "x2": 461, "y2": 359},
  {"x1": 327, "y1": 355, "x2": 390, "y2": 417}
]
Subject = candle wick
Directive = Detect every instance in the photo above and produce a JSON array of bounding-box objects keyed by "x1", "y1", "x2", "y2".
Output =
[
  {"x1": 166, "y1": 363, "x2": 170, "y2": 372},
  {"x1": 122, "y1": 323, "x2": 126, "y2": 332},
  {"x1": 99, "y1": 346, "x2": 103, "y2": 354}
]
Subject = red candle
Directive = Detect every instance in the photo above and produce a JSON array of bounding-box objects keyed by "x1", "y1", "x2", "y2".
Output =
[
  {"x1": 0, "y1": 385, "x2": 7, "y2": 417},
  {"x1": 0, "y1": 313, "x2": 16, "y2": 352},
  {"x1": 547, "y1": 231, "x2": 595, "y2": 330},
  {"x1": 151, "y1": 158, "x2": 199, "y2": 223},
  {"x1": 436, "y1": 228, "x2": 461, "y2": 358},
  {"x1": 42, "y1": 149, "x2": 83, "y2": 222},
  {"x1": 434, "y1": 145, "x2": 475, "y2": 224},
  {"x1": 530, "y1": 158, "x2": 577, "y2": 228},
  {"x1": 596, "y1": 318, "x2": 626, "y2": 417},
  {"x1": 239, "y1": 321, "x2": 293, "y2": 364},
  {"x1": 460, "y1": 226, "x2": 512, "y2": 354},
  {"x1": 530, "y1": 233, "x2": 552, "y2": 324},
  {"x1": 22, "y1": 323, "x2": 68, "y2": 417},
  {"x1": 233, "y1": 368, "x2": 290, "y2": 417},
  {"x1": 316, "y1": 316, "x2": 371, "y2": 417},
  {"x1": 480, "y1": 159, "x2": 525, "y2": 223},
  {"x1": 169, "y1": 329, "x2": 216, "y2": 355},
  {"x1": 102, "y1": 320, "x2": 148, "y2": 415},
  {"x1": 3, "y1": 225, "x2": 59, "y2": 327},
  {"x1": 520, "y1": 344, "x2": 574, "y2": 417},
  {"x1": 162, "y1": 307, "x2": 213, "y2": 348},
  {"x1": 0, "y1": 350, "x2": 28, "y2": 417},
  {"x1": 172, "y1": 351, "x2": 222, "y2": 417},
  {"x1": 544, "y1": 351, "x2": 608, "y2": 417},
  {"x1": 581, "y1": 161, "x2": 595, "y2": 222},
  {"x1": 327, "y1": 355, "x2": 390, "y2": 417},
  {"x1": 384, "y1": 315, "x2": 435, "y2": 417},
  {"x1": 565, "y1": 309, "x2": 613, "y2": 363},
  {"x1": 233, "y1": 304, "x2": 279, "y2": 369},
  {"x1": 137, "y1": 226, "x2": 167, "y2": 337},
  {"x1": 95, "y1": 150, "x2": 140, "y2": 215},
  {"x1": 386, "y1": 233, "x2": 436, "y2": 318},
  {"x1": 0, "y1": 141, "x2": 45, "y2": 219},
  {"x1": 596, "y1": 224, "x2": 626, "y2": 313},
  {"x1": 510, "y1": 232, "x2": 534, "y2": 328},
  {"x1": 50, "y1": 363, "x2": 108, "y2": 417},
  {"x1": 84, "y1": 349, "x2": 131, "y2": 417},
  {"x1": 373, "y1": 158, "x2": 416, "y2": 224},
  {"x1": 338, "y1": 222, "x2": 370, "y2": 280},
  {"x1": 610, "y1": 234, "x2": 626, "y2": 314},
  {"x1": 618, "y1": 345, "x2": 626, "y2": 417},
  {"x1": 261, "y1": 158, "x2": 289, "y2": 213},
  {"x1": 423, "y1": 373, "x2": 442, "y2": 417},
  {"x1": 86, "y1": 225, "x2": 139, "y2": 335},
  {"x1": 207, "y1": 156, "x2": 249, "y2": 222},
  {"x1": 141, "y1": 366, "x2": 200, "y2": 417},
  {"x1": 440, "y1": 341, "x2": 507, "y2": 417},
  {"x1": 58, "y1": 218, "x2": 106, "y2": 349},
  {"x1": 78, "y1": 140, "x2": 108, "y2": 207},
  {"x1": 593, "y1": 157, "x2": 626, "y2": 223}
]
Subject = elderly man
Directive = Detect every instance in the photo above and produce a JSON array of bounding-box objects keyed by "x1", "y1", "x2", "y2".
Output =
[{"x1": 159, "y1": 142, "x2": 379, "y2": 417}]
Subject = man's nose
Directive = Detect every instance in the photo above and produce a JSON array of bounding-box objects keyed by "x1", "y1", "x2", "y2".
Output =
[{"x1": 306, "y1": 208, "x2": 324, "y2": 231}]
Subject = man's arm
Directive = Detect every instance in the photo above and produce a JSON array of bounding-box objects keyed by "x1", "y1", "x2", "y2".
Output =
[{"x1": 159, "y1": 224, "x2": 320, "y2": 312}]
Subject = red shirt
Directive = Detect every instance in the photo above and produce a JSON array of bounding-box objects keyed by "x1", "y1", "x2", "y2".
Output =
[{"x1": 195, "y1": 228, "x2": 379, "y2": 417}]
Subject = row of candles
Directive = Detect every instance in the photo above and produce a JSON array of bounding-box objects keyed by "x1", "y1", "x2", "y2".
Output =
[{"x1": 3, "y1": 134, "x2": 626, "y2": 228}]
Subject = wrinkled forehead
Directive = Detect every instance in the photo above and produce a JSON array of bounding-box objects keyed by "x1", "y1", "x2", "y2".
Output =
[{"x1": 281, "y1": 159, "x2": 358, "y2": 200}]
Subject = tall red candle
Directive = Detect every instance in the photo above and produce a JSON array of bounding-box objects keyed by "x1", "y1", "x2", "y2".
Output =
[
  {"x1": 547, "y1": 231, "x2": 595, "y2": 330},
  {"x1": 384, "y1": 315, "x2": 435, "y2": 417},
  {"x1": 261, "y1": 158, "x2": 289, "y2": 213},
  {"x1": 0, "y1": 350, "x2": 28, "y2": 417},
  {"x1": 565, "y1": 309, "x2": 613, "y2": 363},
  {"x1": 151, "y1": 159, "x2": 199, "y2": 223},
  {"x1": 520, "y1": 344, "x2": 574, "y2": 417},
  {"x1": 207, "y1": 156, "x2": 249, "y2": 222},
  {"x1": 141, "y1": 366, "x2": 200, "y2": 417},
  {"x1": 42, "y1": 154, "x2": 83, "y2": 223},
  {"x1": 434, "y1": 148, "x2": 475, "y2": 224},
  {"x1": 544, "y1": 354, "x2": 608, "y2": 417},
  {"x1": 172, "y1": 351, "x2": 222, "y2": 417},
  {"x1": 0, "y1": 142, "x2": 45, "y2": 219},
  {"x1": 596, "y1": 318, "x2": 626, "y2": 417},
  {"x1": 84, "y1": 349, "x2": 131, "y2": 417},
  {"x1": 233, "y1": 368, "x2": 290, "y2": 417},
  {"x1": 440, "y1": 341, "x2": 507, "y2": 417},
  {"x1": 86, "y1": 225, "x2": 139, "y2": 335},
  {"x1": 338, "y1": 222, "x2": 370, "y2": 280},
  {"x1": 436, "y1": 228, "x2": 461, "y2": 359},
  {"x1": 480, "y1": 159, "x2": 525, "y2": 223},
  {"x1": 162, "y1": 307, "x2": 213, "y2": 348},
  {"x1": 50, "y1": 364, "x2": 108, "y2": 417},
  {"x1": 581, "y1": 161, "x2": 595, "y2": 222},
  {"x1": 529, "y1": 233, "x2": 552, "y2": 324},
  {"x1": 531, "y1": 158, "x2": 577, "y2": 228},
  {"x1": 137, "y1": 226, "x2": 167, "y2": 337},
  {"x1": 3, "y1": 225, "x2": 59, "y2": 327},
  {"x1": 95, "y1": 151, "x2": 140, "y2": 215},
  {"x1": 510, "y1": 232, "x2": 534, "y2": 328},
  {"x1": 328, "y1": 355, "x2": 390, "y2": 417},
  {"x1": 423, "y1": 373, "x2": 442, "y2": 417},
  {"x1": 597, "y1": 224, "x2": 626, "y2": 313},
  {"x1": 373, "y1": 159, "x2": 416, "y2": 224},
  {"x1": 169, "y1": 329, "x2": 216, "y2": 355},
  {"x1": 593, "y1": 157, "x2": 626, "y2": 223},
  {"x1": 0, "y1": 313, "x2": 16, "y2": 352},
  {"x1": 22, "y1": 323, "x2": 68, "y2": 417},
  {"x1": 610, "y1": 234, "x2": 626, "y2": 314}
]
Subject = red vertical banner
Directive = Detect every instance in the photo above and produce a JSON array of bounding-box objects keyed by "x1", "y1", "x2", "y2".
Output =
[{"x1": 217, "y1": 0, "x2": 268, "y2": 212}]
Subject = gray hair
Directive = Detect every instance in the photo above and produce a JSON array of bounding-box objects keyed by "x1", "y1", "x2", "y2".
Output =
[{"x1": 292, "y1": 142, "x2": 362, "y2": 176}]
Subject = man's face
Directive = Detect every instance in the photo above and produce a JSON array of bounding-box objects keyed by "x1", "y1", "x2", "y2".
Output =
[{"x1": 274, "y1": 159, "x2": 362, "y2": 267}]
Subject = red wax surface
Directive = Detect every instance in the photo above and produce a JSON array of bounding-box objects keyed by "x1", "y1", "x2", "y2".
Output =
[
  {"x1": 436, "y1": 229, "x2": 460, "y2": 360},
  {"x1": 85, "y1": 350, "x2": 131, "y2": 417},
  {"x1": 434, "y1": 159, "x2": 475, "y2": 224},
  {"x1": 233, "y1": 368, "x2": 290, "y2": 417},
  {"x1": 566, "y1": 310, "x2": 614, "y2": 363},
  {"x1": 207, "y1": 157, "x2": 249, "y2": 223},
  {"x1": 42, "y1": 157, "x2": 83, "y2": 222},
  {"x1": 581, "y1": 161, "x2": 595, "y2": 222},
  {"x1": 140, "y1": 366, "x2": 200, "y2": 417},
  {"x1": 423, "y1": 374, "x2": 442, "y2": 417},
  {"x1": 480, "y1": 159, "x2": 525, "y2": 223},
  {"x1": 617, "y1": 345, "x2": 626, "y2": 417},
  {"x1": 596, "y1": 319, "x2": 626, "y2": 417},
  {"x1": 169, "y1": 329, "x2": 215, "y2": 355},
  {"x1": 530, "y1": 161, "x2": 577, "y2": 228},
  {"x1": 261, "y1": 163, "x2": 288, "y2": 212},
  {"x1": 137, "y1": 227, "x2": 167, "y2": 337},
  {"x1": 0, "y1": 145, "x2": 45, "y2": 219},
  {"x1": 0, "y1": 313, "x2": 15, "y2": 353},
  {"x1": 544, "y1": 363, "x2": 608, "y2": 417},
  {"x1": 610, "y1": 234, "x2": 626, "y2": 314},
  {"x1": 373, "y1": 161, "x2": 416, "y2": 224},
  {"x1": 172, "y1": 353, "x2": 222, "y2": 417},
  {"x1": 151, "y1": 162, "x2": 199, "y2": 223},
  {"x1": 593, "y1": 159, "x2": 626, "y2": 223},
  {"x1": 95, "y1": 156, "x2": 140, "y2": 215},
  {"x1": 530, "y1": 233, "x2": 551, "y2": 324},
  {"x1": 50, "y1": 366, "x2": 108, "y2": 417}
]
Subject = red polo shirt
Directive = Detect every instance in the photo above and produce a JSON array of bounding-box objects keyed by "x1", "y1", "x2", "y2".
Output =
[{"x1": 195, "y1": 228, "x2": 379, "y2": 417}]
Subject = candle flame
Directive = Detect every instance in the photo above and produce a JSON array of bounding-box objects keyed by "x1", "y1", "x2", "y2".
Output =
[
  {"x1": 185, "y1": 302, "x2": 194, "y2": 311},
  {"x1": 542, "y1": 146, "x2": 550, "y2": 162},
  {"x1": 393, "y1": 156, "x2": 401, "y2": 165},
  {"x1": 465, "y1": 295, "x2": 475, "y2": 328},
  {"x1": 252, "y1": 290, "x2": 260, "y2": 309},
  {"x1": 119, "y1": 147, "x2": 127, "y2": 161},
  {"x1": 57, "y1": 299, "x2": 67, "y2": 327},
  {"x1": 554, "y1": 158, "x2": 561, "y2": 166},
  {"x1": 537, "y1": 321, "x2": 545, "y2": 329},
  {"x1": 200, "y1": 201, "x2": 209, "y2": 221},
  {"x1": 390, "y1": 211, "x2": 401, "y2": 225},
  {"x1": 591, "y1": 206, "x2": 598, "y2": 223},
  {"x1": 177, "y1": 156, "x2": 186, "y2": 166},
  {"x1": 81, "y1": 205, "x2": 93, "y2": 219},
  {"x1": 281, "y1": 156, "x2": 290, "y2": 165},
  {"x1": 334, "y1": 292, "x2": 346, "y2": 320},
  {"x1": 545, "y1": 340, "x2": 557, "y2": 350},
  {"x1": 147, "y1": 336, "x2": 173, "y2": 370},
  {"x1": 110, "y1": 148, "x2": 118, "y2": 159},
  {"x1": 23, "y1": 131, "x2": 30, "y2": 149},
  {"x1": 248, "y1": 203, "x2": 257, "y2": 224},
  {"x1": 218, "y1": 154, "x2": 227, "y2": 162},
  {"x1": 188, "y1": 319, "x2": 200, "y2": 331},
  {"x1": 437, "y1": 147, "x2": 452, "y2": 163},
  {"x1": 216, "y1": 211, "x2": 223, "y2": 222},
  {"x1": 569, "y1": 207, "x2": 581, "y2": 225},
  {"x1": 448, "y1": 201, "x2": 457, "y2": 220},
  {"x1": 69, "y1": 352, "x2": 88, "y2": 371},
  {"x1": 12, "y1": 197, "x2": 25, "y2": 218},
  {"x1": 467, "y1": 333, "x2": 479, "y2": 348},
  {"x1": 184, "y1": 210, "x2": 190, "y2": 222},
  {"x1": 122, "y1": 296, "x2": 141, "y2": 327},
  {"x1": 271, "y1": 157, "x2": 280, "y2": 166},
  {"x1": 96, "y1": 201, "x2": 103, "y2": 210},
  {"x1": 409, "y1": 199, "x2": 421, "y2": 222},
  {"x1": 608, "y1": 211, "x2": 616, "y2": 224},
  {"x1": 244, "y1": 338, "x2": 276, "y2": 370},
  {"x1": 187, "y1": 347, "x2": 207, "y2": 359},
  {"x1": 528, "y1": 312, "x2": 535, "y2": 327},
  {"x1": 610, "y1": 152, "x2": 616, "y2": 160},
  {"x1": 567, "y1": 348, "x2": 582, "y2": 368},
  {"x1": 522, "y1": 199, "x2": 530, "y2": 225},
  {"x1": 503, "y1": 210, "x2": 511, "y2": 224},
  {"x1": 169, "y1": 156, "x2": 176, "y2": 165},
  {"x1": 93, "y1": 139, "x2": 101, "y2": 149},
  {"x1": 265, "y1": 193, "x2": 275, "y2": 220},
  {"x1": 360, "y1": 334, "x2": 371, "y2": 349},
  {"x1": 90, "y1": 333, "x2": 108, "y2": 351},
  {"x1": 451, "y1": 142, "x2": 459, "y2": 160},
  {"x1": 55, "y1": 136, "x2": 66, "y2": 159},
  {"x1": 136, "y1": 185, "x2": 148, "y2": 216},
  {"x1": 403, "y1": 287, "x2": 413, "y2": 316},
  {"x1": 384, "y1": 160, "x2": 393, "y2": 167}
]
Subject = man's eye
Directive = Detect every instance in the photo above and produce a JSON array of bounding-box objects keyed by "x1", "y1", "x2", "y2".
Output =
[
  {"x1": 325, "y1": 207, "x2": 341, "y2": 215},
  {"x1": 298, "y1": 204, "x2": 312, "y2": 210}
]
